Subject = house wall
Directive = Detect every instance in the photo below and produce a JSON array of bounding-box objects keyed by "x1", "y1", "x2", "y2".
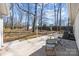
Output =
[
  {"x1": 68, "y1": 3, "x2": 79, "y2": 50},
  {"x1": 74, "y1": 12, "x2": 79, "y2": 50},
  {"x1": 68, "y1": 3, "x2": 79, "y2": 25}
]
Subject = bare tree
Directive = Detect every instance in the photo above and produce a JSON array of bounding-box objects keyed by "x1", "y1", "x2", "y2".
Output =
[
  {"x1": 18, "y1": 12, "x2": 23, "y2": 28},
  {"x1": 32, "y1": 3, "x2": 37, "y2": 32},
  {"x1": 40, "y1": 3, "x2": 44, "y2": 31},
  {"x1": 56, "y1": 4, "x2": 60, "y2": 31},
  {"x1": 54, "y1": 3, "x2": 57, "y2": 26},
  {"x1": 59, "y1": 3, "x2": 62, "y2": 31},
  {"x1": 16, "y1": 4, "x2": 35, "y2": 31},
  {"x1": 27, "y1": 3, "x2": 30, "y2": 31},
  {"x1": 16, "y1": 4, "x2": 34, "y2": 16},
  {"x1": 10, "y1": 4, "x2": 14, "y2": 29},
  {"x1": 4, "y1": 17, "x2": 8, "y2": 28}
]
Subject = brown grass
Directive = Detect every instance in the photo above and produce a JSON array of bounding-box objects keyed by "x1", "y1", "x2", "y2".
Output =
[{"x1": 3, "y1": 28, "x2": 56, "y2": 42}]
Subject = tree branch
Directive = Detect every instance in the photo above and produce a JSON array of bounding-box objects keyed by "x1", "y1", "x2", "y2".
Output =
[{"x1": 16, "y1": 4, "x2": 35, "y2": 16}]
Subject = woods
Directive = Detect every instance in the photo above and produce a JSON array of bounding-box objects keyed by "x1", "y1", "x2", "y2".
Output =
[{"x1": 3, "y1": 3, "x2": 68, "y2": 42}]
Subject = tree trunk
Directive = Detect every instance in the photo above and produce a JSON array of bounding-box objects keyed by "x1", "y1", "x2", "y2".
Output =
[
  {"x1": 59, "y1": 4, "x2": 62, "y2": 31},
  {"x1": 40, "y1": 3, "x2": 44, "y2": 31},
  {"x1": 27, "y1": 3, "x2": 30, "y2": 31},
  {"x1": 10, "y1": 4, "x2": 14, "y2": 29},
  {"x1": 32, "y1": 3, "x2": 37, "y2": 32},
  {"x1": 56, "y1": 5, "x2": 60, "y2": 31},
  {"x1": 54, "y1": 3, "x2": 57, "y2": 26},
  {"x1": 19, "y1": 13, "x2": 22, "y2": 28}
]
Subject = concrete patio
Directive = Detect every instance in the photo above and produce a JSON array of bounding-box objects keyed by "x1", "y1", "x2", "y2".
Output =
[{"x1": 0, "y1": 33, "x2": 78, "y2": 56}]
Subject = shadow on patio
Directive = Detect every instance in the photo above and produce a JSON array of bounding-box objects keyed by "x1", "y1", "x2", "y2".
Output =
[
  {"x1": 30, "y1": 46, "x2": 46, "y2": 56},
  {"x1": 30, "y1": 39, "x2": 79, "y2": 56}
]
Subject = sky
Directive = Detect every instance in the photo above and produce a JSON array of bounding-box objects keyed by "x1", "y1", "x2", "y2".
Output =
[
  {"x1": 4, "y1": 3, "x2": 68, "y2": 26},
  {"x1": 42, "y1": 3, "x2": 68, "y2": 26}
]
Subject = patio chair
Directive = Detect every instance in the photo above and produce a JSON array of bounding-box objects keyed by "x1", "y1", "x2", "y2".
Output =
[{"x1": 45, "y1": 38, "x2": 58, "y2": 56}]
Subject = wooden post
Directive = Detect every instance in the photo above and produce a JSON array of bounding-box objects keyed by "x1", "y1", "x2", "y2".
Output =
[
  {"x1": 0, "y1": 4, "x2": 9, "y2": 48},
  {"x1": 0, "y1": 17, "x2": 3, "y2": 48}
]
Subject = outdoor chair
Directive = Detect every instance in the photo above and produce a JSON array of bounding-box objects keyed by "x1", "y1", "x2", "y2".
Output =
[
  {"x1": 45, "y1": 38, "x2": 58, "y2": 56},
  {"x1": 45, "y1": 34, "x2": 63, "y2": 56}
]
